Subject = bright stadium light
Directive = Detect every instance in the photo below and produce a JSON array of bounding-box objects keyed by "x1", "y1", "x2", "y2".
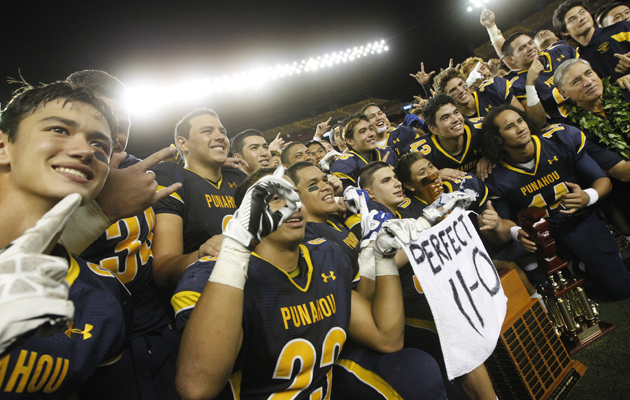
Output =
[
  {"x1": 125, "y1": 39, "x2": 390, "y2": 115},
  {"x1": 467, "y1": 0, "x2": 489, "y2": 11}
]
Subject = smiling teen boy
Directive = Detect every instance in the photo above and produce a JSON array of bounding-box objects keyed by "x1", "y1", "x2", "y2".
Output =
[{"x1": 0, "y1": 81, "x2": 133, "y2": 398}]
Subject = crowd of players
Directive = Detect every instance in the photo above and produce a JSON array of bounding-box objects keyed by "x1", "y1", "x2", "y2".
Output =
[{"x1": 1, "y1": 0, "x2": 630, "y2": 399}]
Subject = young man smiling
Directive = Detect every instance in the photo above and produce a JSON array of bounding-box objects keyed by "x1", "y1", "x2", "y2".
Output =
[
  {"x1": 230, "y1": 129, "x2": 271, "y2": 175},
  {"x1": 152, "y1": 108, "x2": 246, "y2": 290},
  {"x1": 331, "y1": 113, "x2": 397, "y2": 190},
  {"x1": 404, "y1": 95, "x2": 483, "y2": 182},
  {"x1": 0, "y1": 81, "x2": 133, "y2": 398}
]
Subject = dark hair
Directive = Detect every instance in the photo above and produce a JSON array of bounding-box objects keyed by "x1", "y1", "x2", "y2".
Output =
[
  {"x1": 306, "y1": 140, "x2": 325, "y2": 153},
  {"x1": 231, "y1": 129, "x2": 265, "y2": 156},
  {"x1": 501, "y1": 32, "x2": 530, "y2": 57},
  {"x1": 174, "y1": 108, "x2": 220, "y2": 142},
  {"x1": 595, "y1": 2, "x2": 625, "y2": 26},
  {"x1": 553, "y1": 0, "x2": 589, "y2": 36},
  {"x1": 341, "y1": 113, "x2": 370, "y2": 147},
  {"x1": 66, "y1": 70, "x2": 127, "y2": 101},
  {"x1": 422, "y1": 94, "x2": 457, "y2": 128},
  {"x1": 234, "y1": 167, "x2": 278, "y2": 207},
  {"x1": 433, "y1": 68, "x2": 464, "y2": 95},
  {"x1": 358, "y1": 161, "x2": 391, "y2": 189},
  {"x1": 286, "y1": 161, "x2": 318, "y2": 187},
  {"x1": 0, "y1": 81, "x2": 117, "y2": 144},
  {"x1": 360, "y1": 102, "x2": 380, "y2": 114},
  {"x1": 280, "y1": 142, "x2": 305, "y2": 166},
  {"x1": 395, "y1": 152, "x2": 426, "y2": 186},
  {"x1": 481, "y1": 105, "x2": 541, "y2": 165}
]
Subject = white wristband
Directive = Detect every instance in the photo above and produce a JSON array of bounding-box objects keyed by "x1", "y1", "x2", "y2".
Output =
[
  {"x1": 313, "y1": 136, "x2": 322, "y2": 142},
  {"x1": 583, "y1": 188, "x2": 599, "y2": 206},
  {"x1": 208, "y1": 237, "x2": 251, "y2": 290},
  {"x1": 487, "y1": 25, "x2": 503, "y2": 43},
  {"x1": 358, "y1": 245, "x2": 376, "y2": 281},
  {"x1": 375, "y1": 257, "x2": 399, "y2": 277},
  {"x1": 526, "y1": 85, "x2": 540, "y2": 107},
  {"x1": 510, "y1": 226, "x2": 522, "y2": 242},
  {"x1": 58, "y1": 200, "x2": 113, "y2": 255}
]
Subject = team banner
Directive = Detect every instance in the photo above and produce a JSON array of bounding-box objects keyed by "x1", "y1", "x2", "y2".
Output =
[{"x1": 400, "y1": 207, "x2": 507, "y2": 380}]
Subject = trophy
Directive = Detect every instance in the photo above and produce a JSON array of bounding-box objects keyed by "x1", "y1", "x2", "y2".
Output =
[{"x1": 517, "y1": 207, "x2": 615, "y2": 354}]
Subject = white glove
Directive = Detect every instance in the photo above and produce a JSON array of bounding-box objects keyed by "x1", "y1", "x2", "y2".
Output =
[
  {"x1": 343, "y1": 186, "x2": 392, "y2": 247},
  {"x1": 0, "y1": 194, "x2": 80, "y2": 357},
  {"x1": 211, "y1": 168, "x2": 302, "y2": 290},
  {"x1": 223, "y1": 167, "x2": 302, "y2": 250},
  {"x1": 421, "y1": 190, "x2": 478, "y2": 226},
  {"x1": 319, "y1": 150, "x2": 341, "y2": 172},
  {"x1": 373, "y1": 219, "x2": 420, "y2": 259},
  {"x1": 343, "y1": 186, "x2": 370, "y2": 216}
]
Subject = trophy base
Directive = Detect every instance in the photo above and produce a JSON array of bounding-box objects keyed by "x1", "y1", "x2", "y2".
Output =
[{"x1": 562, "y1": 321, "x2": 616, "y2": 355}]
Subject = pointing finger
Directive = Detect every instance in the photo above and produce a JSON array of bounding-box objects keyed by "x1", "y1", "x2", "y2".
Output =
[{"x1": 137, "y1": 147, "x2": 178, "y2": 171}]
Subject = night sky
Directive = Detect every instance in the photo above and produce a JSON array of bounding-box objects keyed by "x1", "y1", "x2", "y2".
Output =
[{"x1": 1, "y1": 0, "x2": 548, "y2": 158}]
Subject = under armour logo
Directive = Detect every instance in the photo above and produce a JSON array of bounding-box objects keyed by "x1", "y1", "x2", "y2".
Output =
[
  {"x1": 556, "y1": 54, "x2": 565, "y2": 62},
  {"x1": 228, "y1": 182, "x2": 238, "y2": 188},
  {"x1": 485, "y1": 104, "x2": 493, "y2": 113},
  {"x1": 548, "y1": 156, "x2": 558, "y2": 165},
  {"x1": 598, "y1": 42, "x2": 610, "y2": 53},
  {"x1": 321, "y1": 272, "x2": 336, "y2": 282},
  {"x1": 65, "y1": 322, "x2": 93, "y2": 340}
]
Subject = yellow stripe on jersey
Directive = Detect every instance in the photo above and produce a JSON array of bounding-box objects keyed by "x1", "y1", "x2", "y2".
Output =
[
  {"x1": 479, "y1": 185, "x2": 489, "y2": 206},
  {"x1": 611, "y1": 32, "x2": 630, "y2": 43},
  {"x1": 229, "y1": 370, "x2": 242, "y2": 400},
  {"x1": 345, "y1": 214, "x2": 361, "y2": 230},
  {"x1": 431, "y1": 125, "x2": 472, "y2": 164},
  {"x1": 335, "y1": 359, "x2": 404, "y2": 400},
  {"x1": 158, "y1": 185, "x2": 184, "y2": 203},
  {"x1": 252, "y1": 244, "x2": 313, "y2": 292},
  {"x1": 502, "y1": 136, "x2": 542, "y2": 176},
  {"x1": 505, "y1": 78, "x2": 513, "y2": 100},
  {"x1": 473, "y1": 91, "x2": 481, "y2": 118},
  {"x1": 332, "y1": 172, "x2": 356, "y2": 183},
  {"x1": 65, "y1": 254, "x2": 81, "y2": 286},
  {"x1": 171, "y1": 290, "x2": 200, "y2": 314},
  {"x1": 413, "y1": 195, "x2": 428, "y2": 205},
  {"x1": 578, "y1": 132, "x2": 586, "y2": 154},
  {"x1": 184, "y1": 168, "x2": 225, "y2": 189},
  {"x1": 398, "y1": 197, "x2": 411, "y2": 208},
  {"x1": 405, "y1": 317, "x2": 438, "y2": 334}
]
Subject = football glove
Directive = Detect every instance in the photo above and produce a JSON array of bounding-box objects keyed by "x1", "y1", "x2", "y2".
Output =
[
  {"x1": 223, "y1": 167, "x2": 302, "y2": 250},
  {"x1": 319, "y1": 150, "x2": 341, "y2": 173},
  {"x1": 343, "y1": 186, "x2": 370, "y2": 216},
  {"x1": 0, "y1": 193, "x2": 80, "y2": 357},
  {"x1": 420, "y1": 190, "x2": 478, "y2": 227},
  {"x1": 373, "y1": 218, "x2": 420, "y2": 259}
]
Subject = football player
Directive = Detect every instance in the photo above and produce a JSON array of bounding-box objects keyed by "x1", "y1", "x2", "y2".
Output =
[
  {"x1": 0, "y1": 81, "x2": 133, "y2": 397},
  {"x1": 482, "y1": 105, "x2": 630, "y2": 300},
  {"x1": 152, "y1": 108, "x2": 246, "y2": 290},
  {"x1": 230, "y1": 129, "x2": 271, "y2": 175},
  {"x1": 172, "y1": 167, "x2": 446, "y2": 399}
]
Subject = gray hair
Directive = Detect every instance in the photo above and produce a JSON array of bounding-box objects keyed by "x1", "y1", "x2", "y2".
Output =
[{"x1": 554, "y1": 58, "x2": 592, "y2": 90}]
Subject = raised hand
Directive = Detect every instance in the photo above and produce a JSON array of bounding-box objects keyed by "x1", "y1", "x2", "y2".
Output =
[
  {"x1": 96, "y1": 147, "x2": 182, "y2": 222},
  {"x1": 410, "y1": 62, "x2": 436, "y2": 86},
  {"x1": 269, "y1": 132, "x2": 291, "y2": 154},
  {"x1": 477, "y1": 200, "x2": 500, "y2": 231},
  {"x1": 223, "y1": 167, "x2": 301, "y2": 250},
  {"x1": 480, "y1": 6, "x2": 496, "y2": 28},
  {"x1": 315, "y1": 117, "x2": 332, "y2": 139}
]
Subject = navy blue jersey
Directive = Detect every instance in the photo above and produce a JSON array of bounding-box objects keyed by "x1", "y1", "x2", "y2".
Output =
[
  {"x1": 0, "y1": 247, "x2": 132, "y2": 398},
  {"x1": 153, "y1": 162, "x2": 246, "y2": 254},
  {"x1": 385, "y1": 125, "x2": 419, "y2": 157},
  {"x1": 172, "y1": 240, "x2": 354, "y2": 399},
  {"x1": 403, "y1": 121, "x2": 483, "y2": 173},
  {"x1": 81, "y1": 155, "x2": 168, "y2": 338},
  {"x1": 485, "y1": 126, "x2": 605, "y2": 222},
  {"x1": 397, "y1": 174, "x2": 488, "y2": 219},
  {"x1": 330, "y1": 147, "x2": 397, "y2": 189},
  {"x1": 470, "y1": 77, "x2": 515, "y2": 118},
  {"x1": 506, "y1": 42, "x2": 577, "y2": 124},
  {"x1": 580, "y1": 22, "x2": 630, "y2": 86},
  {"x1": 561, "y1": 120, "x2": 624, "y2": 171},
  {"x1": 305, "y1": 218, "x2": 360, "y2": 267}
]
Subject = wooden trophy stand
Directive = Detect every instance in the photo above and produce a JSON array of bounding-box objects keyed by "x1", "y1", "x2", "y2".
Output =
[
  {"x1": 517, "y1": 207, "x2": 615, "y2": 355},
  {"x1": 486, "y1": 269, "x2": 587, "y2": 400}
]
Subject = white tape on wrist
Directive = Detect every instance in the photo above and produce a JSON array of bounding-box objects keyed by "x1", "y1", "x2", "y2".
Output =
[
  {"x1": 583, "y1": 188, "x2": 599, "y2": 206},
  {"x1": 487, "y1": 25, "x2": 502, "y2": 43},
  {"x1": 375, "y1": 257, "x2": 399, "y2": 277},
  {"x1": 526, "y1": 85, "x2": 540, "y2": 107},
  {"x1": 510, "y1": 226, "x2": 522, "y2": 242},
  {"x1": 208, "y1": 237, "x2": 251, "y2": 290},
  {"x1": 58, "y1": 200, "x2": 112, "y2": 254},
  {"x1": 358, "y1": 245, "x2": 376, "y2": 281}
]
